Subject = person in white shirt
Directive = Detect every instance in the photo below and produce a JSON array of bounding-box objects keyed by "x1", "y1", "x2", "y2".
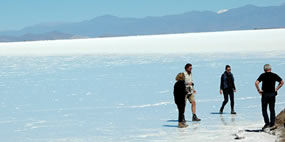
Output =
[{"x1": 184, "y1": 63, "x2": 201, "y2": 121}]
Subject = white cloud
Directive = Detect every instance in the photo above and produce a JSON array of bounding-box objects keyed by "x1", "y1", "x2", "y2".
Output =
[{"x1": 217, "y1": 9, "x2": 228, "y2": 14}]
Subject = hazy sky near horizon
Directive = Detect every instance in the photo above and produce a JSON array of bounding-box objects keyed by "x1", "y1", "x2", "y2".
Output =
[{"x1": 0, "y1": 0, "x2": 285, "y2": 31}]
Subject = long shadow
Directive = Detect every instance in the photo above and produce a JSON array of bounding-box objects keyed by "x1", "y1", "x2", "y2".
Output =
[
  {"x1": 163, "y1": 125, "x2": 178, "y2": 128},
  {"x1": 167, "y1": 120, "x2": 191, "y2": 122},
  {"x1": 210, "y1": 112, "x2": 230, "y2": 115},
  {"x1": 163, "y1": 120, "x2": 201, "y2": 128},
  {"x1": 244, "y1": 129, "x2": 263, "y2": 132}
]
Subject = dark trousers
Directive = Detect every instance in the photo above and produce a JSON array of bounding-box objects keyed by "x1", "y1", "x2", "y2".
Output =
[
  {"x1": 176, "y1": 102, "x2": 186, "y2": 122},
  {"x1": 220, "y1": 88, "x2": 234, "y2": 111},
  {"x1": 261, "y1": 93, "x2": 276, "y2": 126}
]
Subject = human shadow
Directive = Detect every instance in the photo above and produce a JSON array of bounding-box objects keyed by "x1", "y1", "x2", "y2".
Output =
[
  {"x1": 163, "y1": 120, "x2": 191, "y2": 128},
  {"x1": 244, "y1": 129, "x2": 263, "y2": 132},
  {"x1": 210, "y1": 112, "x2": 230, "y2": 115},
  {"x1": 167, "y1": 120, "x2": 191, "y2": 122},
  {"x1": 163, "y1": 125, "x2": 178, "y2": 128},
  {"x1": 163, "y1": 120, "x2": 200, "y2": 129}
]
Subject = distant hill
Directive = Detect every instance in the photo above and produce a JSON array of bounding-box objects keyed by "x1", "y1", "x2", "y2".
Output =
[
  {"x1": 0, "y1": 4, "x2": 285, "y2": 42},
  {"x1": 0, "y1": 31, "x2": 82, "y2": 42}
]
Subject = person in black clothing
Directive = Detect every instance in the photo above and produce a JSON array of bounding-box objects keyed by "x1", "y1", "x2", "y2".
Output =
[
  {"x1": 173, "y1": 72, "x2": 188, "y2": 128},
  {"x1": 220, "y1": 65, "x2": 237, "y2": 114},
  {"x1": 255, "y1": 64, "x2": 284, "y2": 130}
]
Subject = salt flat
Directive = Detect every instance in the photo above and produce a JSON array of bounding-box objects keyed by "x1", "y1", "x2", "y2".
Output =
[{"x1": 0, "y1": 29, "x2": 284, "y2": 142}]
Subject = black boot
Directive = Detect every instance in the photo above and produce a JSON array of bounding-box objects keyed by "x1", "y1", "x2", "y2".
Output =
[
  {"x1": 192, "y1": 114, "x2": 201, "y2": 121},
  {"x1": 262, "y1": 124, "x2": 270, "y2": 130},
  {"x1": 231, "y1": 109, "x2": 236, "y2": 114},
  {"x1": 219, "y1": 108, "x2": 223, "y2": 114}
]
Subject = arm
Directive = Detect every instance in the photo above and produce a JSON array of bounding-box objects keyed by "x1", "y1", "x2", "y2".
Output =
[
  {"x1": 233, "y1": 74, "x2": 236, "y2": 92},
  {"x1": 255, "y1": 80, "x2": 263, "y2": 96},
  {"x1": 220, "y1": 74, "x2": 224, "y2": 95},
  {"x1": 183, "y1": 82, "x2": 188, "y2": 95},
  {"x1": 276, "y1": 80, "x2": 284, "y2": 92},
  {"x1": 190, "y1": 73, "x2": 196, "y2": 94},
  {"x1": 188, "y1": 73, "x2": 193, "y2": 86}
]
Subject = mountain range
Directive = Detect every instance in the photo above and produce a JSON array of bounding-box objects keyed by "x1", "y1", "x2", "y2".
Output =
[{"x1": 1, "y1": 4, "x2": 285, "y2": 42}]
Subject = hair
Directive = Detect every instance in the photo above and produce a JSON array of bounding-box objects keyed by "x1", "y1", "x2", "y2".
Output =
[
  {"x1": 176, "y1": 72, "x2": 185, "y2": 81},
  {"x1": 184, "y1": 63, "x2": 192, "y2": 70},
  {"x1": 264, "y1": 64, "x2": 272, "y2": 71},
  {"x1": 225, "y1": 65, "x2": 231, "y2": 70}
]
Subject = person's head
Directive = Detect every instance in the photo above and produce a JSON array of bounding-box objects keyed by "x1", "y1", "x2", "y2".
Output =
[
  {"x1": 264, "y1": 64, "x2": 272, "y2": 72},
  {"x1": 176, "y1": 72, "x2": 185, "y2": 81},
  {"x1": 225, "y1": 65, "x2": 231, "y2": 72},
  {"x1": 185, "y1": 63, "x2": 192, "y2": 73}
]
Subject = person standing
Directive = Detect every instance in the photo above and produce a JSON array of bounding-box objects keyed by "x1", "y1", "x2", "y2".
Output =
[
  {"x1": 255, "y1": 64, "x2": 284, "y2": 130},
  {"x1": 220, "y1": 65, "x2": 237, "y2": 114},
  {"x1": 184, "y1": 63, "x2": 201, "y2": 121},
  {"x1": 173, "y1": 73, "x2": 188, "y2": 128}
]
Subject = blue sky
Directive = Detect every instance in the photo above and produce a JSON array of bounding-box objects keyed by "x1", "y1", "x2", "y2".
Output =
[{"x1": 0, "y1": 0, "x2": 285, "y2": 31}]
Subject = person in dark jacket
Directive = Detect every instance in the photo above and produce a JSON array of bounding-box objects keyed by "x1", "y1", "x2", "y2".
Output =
[
  {"x1": 174, "y1": 72, "x2": 188, "y2": 128},
  {"x1": 255, "y1": 64, "x2": 284, "y2": 130},
  {"x1": 219, "y1": 65, "x2": 237, "y2": 114}
]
